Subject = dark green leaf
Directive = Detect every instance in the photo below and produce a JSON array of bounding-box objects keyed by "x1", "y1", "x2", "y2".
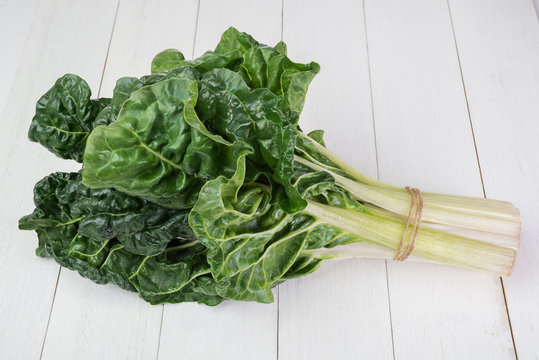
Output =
[
  {"x1": 19, "y1": 172, "x2": 222, "y2": 305},
  {"x1": 28, "y1": 74, "x2": 111, "y2": 162},
  {"x1": 197, "y1": 68, "x2": 305, "y2": 212}
]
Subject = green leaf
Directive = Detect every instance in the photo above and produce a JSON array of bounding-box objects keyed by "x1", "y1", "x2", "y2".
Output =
[
  {"x1": 71, "y1": 179, "x2": 196, "y2": 256},
  {"x1": 28, "y1": 74, "x2": 110, "y2": 162},
  {"x1": 189, "y1": 156, "x2": 365, "y2": 302},
  {"x1": 150, "y1": 28, "x2": 319, "y2": 115},
  {"x1": 185, "y1": 51, "x2": 243, "y2": 73},
  {"x1": 20, "y1": 172, "x2": 198, "y2": 256},
  {"x1": 197, "y1": 68, "x2": 305, "y2": 212},
  {"x1": 141, "y1": 66, "x2": 199, "y2": 85},
  {"x1": 83, "y1": 77, "x2": 249, "y2": 209},
  {"x1": 306, "y1": 129, "x2": 326, "y2": 147},
  {"x1": 151, "y1": 47, "x2": 242, "y2": 75},
  {"x1": 19, "y1": 172, "x2": 222, "y2": 305},
  {"x1": 111, "y1": 77, "x2": 145, "y2": 116},
  {"x1": 151, "y1": 49, "x2": 185, "y2": 73},
  {"x1": 215, "y1": 27, "x2": 320, "y2": 114}
]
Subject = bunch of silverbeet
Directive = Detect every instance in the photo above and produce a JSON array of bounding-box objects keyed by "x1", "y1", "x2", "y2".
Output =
[{"x1": 19, "y1": 28, "x2": 521, "y2": 305}]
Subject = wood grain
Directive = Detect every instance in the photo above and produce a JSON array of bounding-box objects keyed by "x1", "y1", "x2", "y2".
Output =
[
  {"x1": 0, "y1": 0, "x2": 37, "y2": 117},
  {"x1": 448, "y1": 0, "x2": 539, "y2": 357},
  {"x1": 278, "y1": 1, "x2": 394, "y2": 359},
  {"x1": 39, "y1": 1, "x2": 199, "y2": 359},
  {"x1": 1, "y1": 0, "x2": 537, "y2": 358},
  {"x1": 0, "y1": 0, "x2": 119, "y2": 359},
  {"x1": 364, "y1": 0, "x2": 515, "y2": 358}
]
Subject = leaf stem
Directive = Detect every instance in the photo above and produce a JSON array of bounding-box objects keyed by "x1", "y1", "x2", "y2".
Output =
[{"x1": 303, "y1": 200, "x2": 516, "y2": 276}]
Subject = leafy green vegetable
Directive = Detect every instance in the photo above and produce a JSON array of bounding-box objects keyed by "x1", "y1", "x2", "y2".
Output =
[
  {"x1": 197, "y1": 68, "x2": 303, "y2": 212},
  {"x1": 189, "y1": 155, "x2": 365, "y2": 302},
  {"x1": 83, "y1": 77, "x2": 249, "y2": 209},
  {"x1": 19, "y1": 172, "x2": 222, "y2": 305},
  {"x1": 20, "y1": 172, "x2": 195, "y2": 256},
  {"x1": 151, "y1": 49, "x2": 185, "y2": 73},
  {"x1": 151, "y1": 47, "x2": 242, "y2": 75},
  {"x1": 28, "y1": 74, "x2": 111, "y2": 162},
  {"x1": 20, "y1": 27, "x2": 520, "y2": 307},
  {"x1": 151, "y1": 27, "x2": 319, "y2": 114},
  {"x1": 214, "y1": 27, "x2": 320, "y2": 114},
  {"x1": 94, "y1": 66, "x2": 201, "y2": 126}
]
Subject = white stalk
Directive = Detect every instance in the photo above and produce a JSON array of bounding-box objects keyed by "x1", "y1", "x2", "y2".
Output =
[
  {"x1": 304, "y1": 200, "x2": 516, "y2": 276},
  {"x1": 295, "y1": 155, "x2": 521, "y2": 238}
]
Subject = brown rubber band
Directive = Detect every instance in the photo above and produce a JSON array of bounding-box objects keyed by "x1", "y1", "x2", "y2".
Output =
[{"x1": 394, "y1": 186, "x2": 423, "y2": 261}]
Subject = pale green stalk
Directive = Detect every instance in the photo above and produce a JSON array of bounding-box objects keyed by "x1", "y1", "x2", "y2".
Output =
[
  {"x1": 294, "y1": 151, "x2": 521, "y2": 238},
  {"x1": 304, "y1": 201, "x2": 516, "y2": 276}
]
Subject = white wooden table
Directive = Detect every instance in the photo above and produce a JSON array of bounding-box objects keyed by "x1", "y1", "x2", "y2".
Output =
[{"x1": 1, "y1": 0, "x2": 538, "y2": 359}]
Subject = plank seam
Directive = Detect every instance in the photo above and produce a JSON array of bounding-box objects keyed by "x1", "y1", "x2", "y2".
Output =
[
  {"x1": 445, "y1": 0, "x2": 518, "y2": 358},
  {"x1": 98, "y1": 0, "x2": 121, "y2": 98},
  {"x1": 500, "y1": 278, "x2": 518, "y2": 360},
  {"x1": 39, "y1": 1, "x2": 121, "y2": 357},
  {"x1": 384, "y1": 262, "x2": 397, "y2": 360},
  {"x1": 39, "y1": 267, "x2": 61, "y2": 360},
  {"x1": 280, "y1": 0, "x2": 284, "y2": 41},
  {"x1": 362, "y1": 0, "x2": 380, "y2": 181},
  {"x1": 191, "y1": 0, "x2": 201, "y2": 58},
  {"x1": 155, "y1": 305, "x2": 165, "y2": 360},
  {"x1": 363, "y1": 1, "x2": 396, "y2": 359}
]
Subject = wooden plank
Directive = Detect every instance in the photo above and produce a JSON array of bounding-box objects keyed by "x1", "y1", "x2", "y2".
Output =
[
  {"x1": 40, "y1": 1, "x2": 199, "y2": 359},
  {"x1": 0, "y1": 0, "x2": 37, "y2": 117},
  {"x1": 158, "y1": 1, "x2": 281, "y2": 359},
  {"x1": 0, "y1": 0, "x2": 119, "y2": 359},
  {"x1": 100, "y1": 0, "x2": 199, "y2": 94},
  {"x1": 278, "y1": 1, "x2": 394, "y2": 359},
  {"x1": 364, "y1": 0, "x2": 515, "y2": 358},
  {"x1": 159, "y1": 302, "x2": 277, "y2": 359},
  {"x1": 447, "y1": 0, "x2": 539, "y2": 358}
]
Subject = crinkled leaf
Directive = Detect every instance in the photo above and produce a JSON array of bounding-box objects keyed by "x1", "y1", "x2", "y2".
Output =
[
  {"x1": 19, "y1": 172, "x2": 221, "y2": 305},
  {"x1": 189, "y1": 156, "x2": 365, "y2": 302},
  {"x1": 150, "y1": 48, "x2": 242, "y2": 74},
  {"x1": 83, "y1": 77, "x2": 249, "y2": 209},
  {"x1": 197, "y1": 68, "x2": 304, "y2": 212},
  {"x1": 20, "y1": 172, "x2": 196, "y2": 256},
  {"x1": 215, "y1": 27, "x2": 320, "y2": 113},
  {"x1": 151, "y1": 28, "x2": 319, "y2": 114},
  {"x1": 95, "y1": 67, "x2": 200, "y2": 124},
  {"x1": 28, "y1": 74, "x2": 111, "y2": 162}
]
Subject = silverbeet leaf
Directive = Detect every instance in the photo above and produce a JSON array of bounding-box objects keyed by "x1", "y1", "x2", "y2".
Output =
[
  {"x1": 189, "y1": 156, "x2": 366, "y2": 303},
  {"x1": 197, "y1": 68, "x2": 304, "y2": 212},
  {"x1": 215, "y1": 27, "x2": 320, "y2": 114},
  {"x1": 82, "y1": 77, "x2": 250, "y2": 209},
  {"x1": 28, "y1": 74, "x2": 111, "y2": 162},
  {"x1": 151, "y1": 47, "x2": 242, "y2": 75},
  {"x1": 151, "y1": 49, "x2": 185, "y2": 73},
  {"x1": 19, "y1": 172, "x2": 222, "y2": 305},
  {"x1": 20, "y1": 172, "x2": 196, "y2": 256},
  {"x1": 151, "y1": 27, "x2": 319, "y2": 115},
  {"x1": 95, "y1": 66, "x2": 201, "y2": 125}
]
